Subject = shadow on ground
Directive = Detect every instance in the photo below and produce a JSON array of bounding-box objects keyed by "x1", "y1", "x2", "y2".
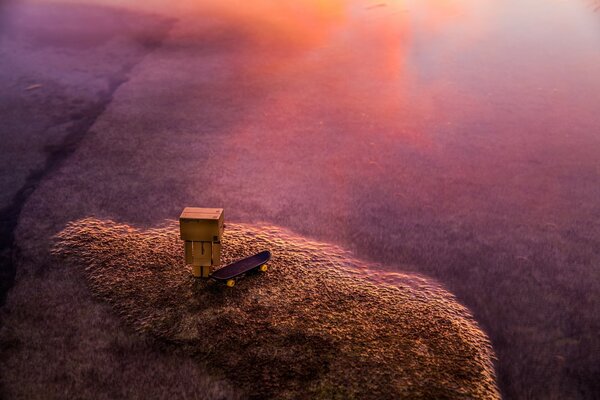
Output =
[{"x1": 52, "y1": 217, "x2": 499, "y2": 399}]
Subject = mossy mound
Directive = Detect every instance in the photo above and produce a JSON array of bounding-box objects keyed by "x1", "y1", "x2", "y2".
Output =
[{"x1": 52, "y1": 218, "x2": 499, "y2": 399}]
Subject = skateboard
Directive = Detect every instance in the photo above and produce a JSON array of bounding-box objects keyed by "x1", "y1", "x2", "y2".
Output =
[{"x1": 211, "y1": 250, "x2": 271, "y2": 287}]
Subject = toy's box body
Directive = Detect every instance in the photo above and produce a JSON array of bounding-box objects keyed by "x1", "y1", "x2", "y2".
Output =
[{"x1": 179, "y1": 207, "x2": 224, "y2": 277}]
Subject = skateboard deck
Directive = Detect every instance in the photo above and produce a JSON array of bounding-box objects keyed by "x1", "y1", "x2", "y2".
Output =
[{"x1": 211, "y1": 250, "x2": 271, "y2": 286}]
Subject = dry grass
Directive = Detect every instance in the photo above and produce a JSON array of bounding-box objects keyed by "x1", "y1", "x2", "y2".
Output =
[{"x1": 51, "y1": 217, "x2": 499, "y2": 399}]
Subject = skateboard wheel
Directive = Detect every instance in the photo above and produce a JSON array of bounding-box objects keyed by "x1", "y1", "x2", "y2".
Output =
[
  {"x1": 226, "y1": 279, "x2": 235, "y2": 287},
  {"x1": 259, "y1": 264, "x2": 268, "y2": 272}
]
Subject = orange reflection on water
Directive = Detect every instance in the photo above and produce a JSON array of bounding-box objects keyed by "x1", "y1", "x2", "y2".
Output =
[
  {"x1": 201, "y1": 0, "x2": 476, "y2": 222},
  {"x1": 185, "y1": 0, "x2": 347, "y2": 50}
]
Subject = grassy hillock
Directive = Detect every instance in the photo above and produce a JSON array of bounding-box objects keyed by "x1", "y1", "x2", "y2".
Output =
[{"x1": 53, "y1": 218, "x2": 499, "y2": 399}]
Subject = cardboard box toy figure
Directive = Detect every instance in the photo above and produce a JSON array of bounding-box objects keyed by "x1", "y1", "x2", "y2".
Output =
[{"x1": 179, "y1": 207, "x2": 224, "y2": 278}]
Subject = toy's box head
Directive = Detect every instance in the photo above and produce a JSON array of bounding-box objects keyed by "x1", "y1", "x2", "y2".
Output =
[{"x1": 179, "y1": 207, "x2": 224, "y2": 242}]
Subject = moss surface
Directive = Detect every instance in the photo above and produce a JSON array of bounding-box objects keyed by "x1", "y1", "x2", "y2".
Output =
[{"x1": 53, "y1": 218, "x2": 499, "y2": 399}]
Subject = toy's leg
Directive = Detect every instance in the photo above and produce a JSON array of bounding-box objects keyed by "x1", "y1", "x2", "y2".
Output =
[
  {"x1": 191, "y1": 265, "x2": 202, "y2": 277},
  {"x1": 212, "y1": 241, "x2": 221, "y2": 266},
  {"x1": 186, "y1": 241, "x2": 213, "y2": 278}
]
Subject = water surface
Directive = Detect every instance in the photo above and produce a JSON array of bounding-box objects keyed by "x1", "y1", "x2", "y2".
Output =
[{"x1": 6, "y1": 0, "x2": 600, "y2": 398}]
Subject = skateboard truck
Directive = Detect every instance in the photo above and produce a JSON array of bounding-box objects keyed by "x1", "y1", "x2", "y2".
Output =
[{"x1": 179, "y1": 207, "x2": 270, "y2": 286}]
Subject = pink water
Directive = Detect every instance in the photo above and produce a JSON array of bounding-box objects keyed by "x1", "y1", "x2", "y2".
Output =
[{"x1": 4, "y1": 0, "x2": 600, "y2": 398}]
